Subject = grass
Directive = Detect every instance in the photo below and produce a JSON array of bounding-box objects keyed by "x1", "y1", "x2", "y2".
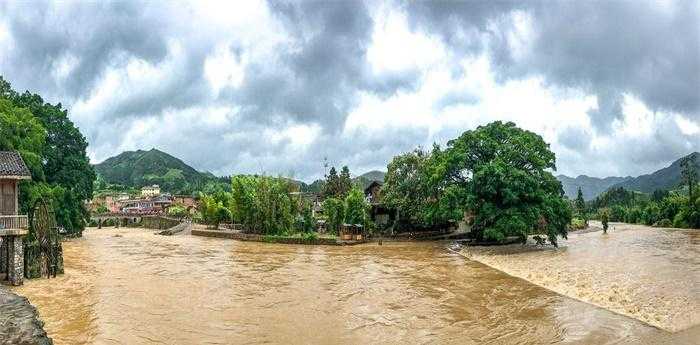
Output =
[{"x1": 261, "y1": 232, "x2": 338, "y2": 243}]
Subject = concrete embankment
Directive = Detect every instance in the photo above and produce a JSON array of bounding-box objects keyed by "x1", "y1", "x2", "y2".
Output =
[
  {"x1": 0, "y1": 287, "x2": 52, "y2": 345},
  {"x1": 192, "y1": 229, "x2": 363, "y2": 245}
]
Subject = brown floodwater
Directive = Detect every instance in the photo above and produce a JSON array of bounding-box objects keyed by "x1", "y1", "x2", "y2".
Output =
[
  {"x1": 11, "y1": 227, "x2": 698, "y2": 344},
  {"x1": 462, "y1": 223, "x2": 700, "y2": 332}
]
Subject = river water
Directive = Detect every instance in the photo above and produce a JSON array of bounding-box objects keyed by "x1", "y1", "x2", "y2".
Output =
[
  {"x1": 11, "y1": 227, "x2": 698, "y2": 344},
  {"x1": 462, "y1": 223, "x2": 700, "y2": 333}
]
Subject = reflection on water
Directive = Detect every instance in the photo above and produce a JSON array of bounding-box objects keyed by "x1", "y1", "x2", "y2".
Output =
[{"x1": 12, "y1": 227, "x2": 696, "y2": 344}]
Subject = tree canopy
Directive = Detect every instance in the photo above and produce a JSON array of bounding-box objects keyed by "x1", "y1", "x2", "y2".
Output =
[
  {"x1": 1, "y1": 76, "x2": 95, "y2": 235},
  {"x1": 383, "y1": 121, "x2": 572, "y2": 245}
]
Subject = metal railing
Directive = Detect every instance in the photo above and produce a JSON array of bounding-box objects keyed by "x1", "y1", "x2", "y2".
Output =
[{"x1": 0, "y1": 215, "x2": 29, "y2": 230}]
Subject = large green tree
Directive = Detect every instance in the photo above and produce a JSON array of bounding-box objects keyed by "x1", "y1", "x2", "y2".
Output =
[
  {"x1": 321, "y1": 166, "x2": 353, "y2": 199},
  {"x1": 0, "y1": 76, "x2": 95, "y2": 235},
  {"x1": 574, "y1": 186, "x2": 587, "y2": 220},
  {"x1": 680, "y1": 154, "x2": 697, "y2": 201},
  {"x1": 382, "y1": 148, "x2": 452, "y2": 230},
  {"x1": 230, "y1": 175, "x2": 295, "y2": 234},
  {"x1": 436, "y1": 121, "x2": 571, "y2": 245}
]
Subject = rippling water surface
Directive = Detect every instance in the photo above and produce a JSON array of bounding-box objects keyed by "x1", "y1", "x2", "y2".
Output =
[
  {"x1": 12, "y1": 227, "x2": 697, "y2": 344},
  {"x1": 463, "y1": 223, "x2": 700, "y2": 332}
]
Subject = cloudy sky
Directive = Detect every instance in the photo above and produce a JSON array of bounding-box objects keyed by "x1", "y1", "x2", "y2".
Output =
[{"x1": 0, "y1": 0, "x2": 698, "y2": 181}]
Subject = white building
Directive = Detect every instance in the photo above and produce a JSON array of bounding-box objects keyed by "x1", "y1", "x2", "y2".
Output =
[{"x1": 141, "y1": 185, "x2": 160, "y2": 198}]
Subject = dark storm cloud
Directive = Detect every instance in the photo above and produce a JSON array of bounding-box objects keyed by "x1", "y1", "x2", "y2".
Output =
[
  {"x1": 1, "y1": 0, "x2": 697, "y2": 181},
  {"x1": 224, "y1": 0, "x2": 419, "y2": 133},
  {"x1": 406, "y1": 0, "x2": 700, "y2": 132},
  {"x1": 1, "y1": 1, "x2": 170, "y2": 100}
]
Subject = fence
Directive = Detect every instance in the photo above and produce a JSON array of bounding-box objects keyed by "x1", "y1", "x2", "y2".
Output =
[{"x1": 0, "y1": 215, "x2": 28, "y2": 230}]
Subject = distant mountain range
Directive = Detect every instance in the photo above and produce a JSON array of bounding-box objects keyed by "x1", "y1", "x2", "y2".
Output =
[
  {"x1": 556, "y1": 175, "x2": 632, "y2": 200},
  {"x1": 95, "y1": 148, "x2": 697, "y2": 200},
  {"x1": 557, "y1": 152, "x2": 699, "y2": 200},
  {"x1": 93, "y1": 148, "x2": 387, "y2": 193}
]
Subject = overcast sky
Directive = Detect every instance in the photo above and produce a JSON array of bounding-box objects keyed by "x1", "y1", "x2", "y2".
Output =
[{"x1": 0, "y1": 0, "x2": 698, "y2": 182}]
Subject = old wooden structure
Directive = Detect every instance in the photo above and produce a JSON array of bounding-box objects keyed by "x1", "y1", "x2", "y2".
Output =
[
  {"x1": 363, "y1": 181, "x2": 395, "y2": 228},
  {"x1": 339, "y1": 224, "x2": 364, "y2": 241},
  {"x1": 0, "y1": 151, "x2": 31, "y2": 285}
]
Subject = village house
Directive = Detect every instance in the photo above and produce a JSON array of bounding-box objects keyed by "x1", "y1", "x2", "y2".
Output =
[
  {"x1": 141, "y1": 184, "x2": 161, "y2": 198},
  {"x1": 0, "y1": 151, "x2": 31, "y2": 285},
  {"x1": 363, "y1": 181, "x2": 395, "y2": 228}
]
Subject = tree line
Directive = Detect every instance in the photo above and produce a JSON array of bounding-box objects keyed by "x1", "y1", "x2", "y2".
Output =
[
  {"x1": 573, "y1": 155, "x2": 699, "y2": 229},
  {"x1": 194, "y1": 121, "x2": 577, "y2": 245},
  {"x1": 195, "y1": 173, "x2": 371, "y2": 236}
]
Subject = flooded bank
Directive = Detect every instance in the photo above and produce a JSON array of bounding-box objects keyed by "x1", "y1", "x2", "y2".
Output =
[
  {"x1": 11, "y1": 227, "x2": 697, "y2": 344},
  {"x1": 0, "y1": 287, "x2": 52, "y2": 345},
  {"x1": 462, "y1": 223, "x2": 700, "y2": 332}
]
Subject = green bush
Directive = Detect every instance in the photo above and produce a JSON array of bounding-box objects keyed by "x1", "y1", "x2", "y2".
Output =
[
  {"x1": 167, "y1": 205, "x2": 188, "y2": 218},
  {"x1": 570, "y1": 217, "x2": 586, "y2": 230},
  {"x1": 672, "y1": 213, "x2": 688, "y2": 228},
  {"x1": 653, "y1": 218, "x2": 673, "y2": 228},
  {"x1": 323, "y1": 198, "x2": 345, "y2": 234},
  {"x1": 301, "y1": 232, "x2": 318, "y2": 242}
]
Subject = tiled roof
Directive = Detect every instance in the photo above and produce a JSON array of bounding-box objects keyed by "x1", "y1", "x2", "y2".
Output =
[{"x1": 0, "y1": 151, "x2": 31, "y2": 178}]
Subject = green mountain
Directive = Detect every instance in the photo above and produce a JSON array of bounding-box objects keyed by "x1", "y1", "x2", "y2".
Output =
[
  {"x1": 93, "y1": 148, "x2": 211, "y2": 192},
  {"x1": 557, "y1": 175, "x2": 632, "y2": 200},
  {"x1": 354, "y1": 170, "x2": 386, "y2": 190},
  {"x1": 299, "y1": 170, "x2": 386, "y2": 194},
  {"x1": 557, "y1": 152, "x2": 700, "y2": 200},
  {"x1": 610, "y1": 152, "x2": 699, "y2": 194}
]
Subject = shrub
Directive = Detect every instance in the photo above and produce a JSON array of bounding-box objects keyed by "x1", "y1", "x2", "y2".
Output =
[
  {"x1": 301, "y1": 232, "x2": 318, "y2": 242},
  {"x1": 672, "y1": 213, "x2": 688, "y2": 228},
  {"x1": 570, "y1": 217, "x2": 586, "y2": 230},
  {"x1": 167, "y1": 205, "x2": 188, "y2": 218},
  {"x1": 653, "y1": 218, "x2": 673, "y2": 228}
]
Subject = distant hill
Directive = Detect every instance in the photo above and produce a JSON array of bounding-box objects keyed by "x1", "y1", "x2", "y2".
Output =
[
  {"x1": 354, "y1": 170, "x2": 386, "y2": 190},
  {"x1": 610, "y1": 152, "x2": 700, "y2": 194},
  {"x1": 557, "y1": 152, "x2": 700, "y2": 200},
  {"x1": 93, "y1": 148, "x2": 211, "y2": 192},
  {"x1": 299, "y1": 170, "x2": 386, "y2": 194},
  {"x1": 557, "y1": 175, "x2": 632, "y2": 200}
]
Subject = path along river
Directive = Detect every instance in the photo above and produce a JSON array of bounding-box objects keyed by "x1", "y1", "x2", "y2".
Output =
[{"x1": 11, "y1": 227, "x2": 699, "y2": 344}]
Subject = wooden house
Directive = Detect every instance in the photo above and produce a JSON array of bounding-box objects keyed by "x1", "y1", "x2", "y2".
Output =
[{"x1": 0, "y1": 151, "x2": 31, "y2": 285}]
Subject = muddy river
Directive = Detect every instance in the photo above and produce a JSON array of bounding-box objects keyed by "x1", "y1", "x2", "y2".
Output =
[{"x1": 11, "y1": 227, "x2": 698, "y2": 344}]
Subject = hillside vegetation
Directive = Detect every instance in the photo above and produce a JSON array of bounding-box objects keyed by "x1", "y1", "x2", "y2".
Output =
[
  {"x1": 558, "y1": 152, "x2": 700, "y2": 200},
  {"x1": 93, "y1": 148, "x2": 226, "y2": 194}
]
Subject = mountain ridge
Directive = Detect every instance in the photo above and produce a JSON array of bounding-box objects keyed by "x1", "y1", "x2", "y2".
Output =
[
  {"x1": 93, "y1": 148, "x2": 387, "y2": 193},
  {"x1": 557, "y1": 152, "x2": 699, "y2": 200}
]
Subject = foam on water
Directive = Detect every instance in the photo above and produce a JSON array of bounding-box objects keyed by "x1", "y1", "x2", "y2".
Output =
[{"x1": 461, "y1": 223, "x2": 700, "y2": 332}]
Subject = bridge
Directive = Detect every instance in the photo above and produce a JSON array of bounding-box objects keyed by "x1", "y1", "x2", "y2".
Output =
[{"x1": 90, "y1": 212, "x2": 157, "y2": 228}]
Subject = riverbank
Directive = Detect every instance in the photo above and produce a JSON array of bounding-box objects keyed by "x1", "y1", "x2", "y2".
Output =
[
  {"x1": 0, "y1": 286, "x2": 53, "y2": 345},
  {"x1": 460, "y1": 223, "x2": 699, "y2": 332},
  {"x1": 191, "y1": 228, "x2": 364, "y2": 245}
]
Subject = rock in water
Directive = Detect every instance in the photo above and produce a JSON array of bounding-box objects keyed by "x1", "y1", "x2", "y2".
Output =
[{"x1": 0, "y1": 287, "x2": 53, "y2": 345}]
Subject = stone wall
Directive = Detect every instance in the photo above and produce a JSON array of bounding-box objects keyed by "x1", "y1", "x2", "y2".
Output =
[
  {"x1": 8, "y1": 236, "x2": 23, "y2": 285},
  {"x1": 191, "y1": 229, "x2": 363, "y2": 246},
  {"x1": 142, "y1": 216, "x2": 180, "y2": 230},
  {"x1": 0, "y1": 239, "x2": 6, "y2": 274}
]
